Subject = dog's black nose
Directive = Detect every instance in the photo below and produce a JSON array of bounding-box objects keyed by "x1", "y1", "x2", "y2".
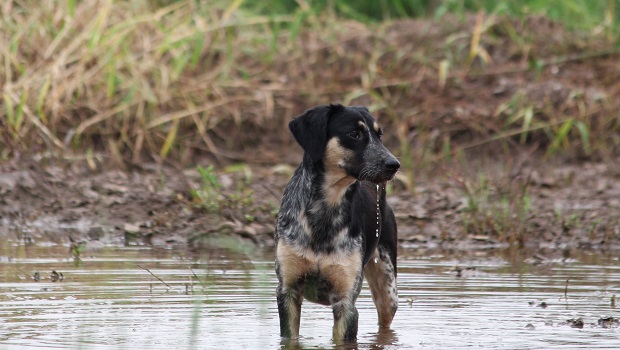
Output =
[{"x1": 384, "y1": 158, "x2": 400, "y2": 172}]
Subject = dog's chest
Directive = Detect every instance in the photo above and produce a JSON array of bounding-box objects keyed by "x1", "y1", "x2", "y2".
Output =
[
  {"x1": 276, "y1": 195, "x2": 363, "y2": 286},
  {"x1": 277, "y1": 169, "x2": 361, "y2": 253},
  {"x1": 281, "y1": 198, "x2": 361, "y2": 255}
]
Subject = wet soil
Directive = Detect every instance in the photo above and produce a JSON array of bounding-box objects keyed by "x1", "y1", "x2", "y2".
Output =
[{"x1": 1, "y1": 156, "x2": 618, "y2": 251}]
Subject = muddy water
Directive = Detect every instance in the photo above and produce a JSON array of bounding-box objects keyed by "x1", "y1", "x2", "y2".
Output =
[{"x1": 0, "y1": 241, "x2": 618, "y2": 350}]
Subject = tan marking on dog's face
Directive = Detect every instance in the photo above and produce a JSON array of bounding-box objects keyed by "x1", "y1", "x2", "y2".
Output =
[
  {"x1": 373, "y1": 121, "x2": 380, "y2": 133},
  {"x1": 323, "y1": 138, "x2": 356, "y2": 206},
  {"x1": 277, "y1": 242, "x2": 314, "y2": 287},
  {"x1": 324, "y1": 137, "x2": 352, "y2": 170},
  {"x1": 357, "y1": 120, "x2": 368, "y2": 130}
]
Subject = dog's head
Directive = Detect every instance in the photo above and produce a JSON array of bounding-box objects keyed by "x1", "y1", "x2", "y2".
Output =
[{"x1": 289, "y1": 104, "x2": 400, "y2": 183}]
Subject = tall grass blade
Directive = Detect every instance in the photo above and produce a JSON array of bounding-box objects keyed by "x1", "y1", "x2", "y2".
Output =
[
  {"x1": 289, "y1": 10, "x2": 308, "y2": 42},
  {"x1": 189, "y1": 33, "x2": 205, "y2": 69},
  {"x1": 4, "y1": 93, "x2": 15, "y2": 132},
  {"x1": 36, "y1": 77, "x2": 51, "y2": 123},
  {"x1": 546, "y1": 118, "x2": 574, "y2": 157},
  {"x1": 575, "y1": 120, "x2": 591, "y2": 155},
  {"x1": 520, "y1": 106, "x2": 533, "y2": 144},
  {"x1": 467, "y1": 11, "x2": 484, "y2": 65},
  {"x1": 173, "y1": 54, "x2": 191, "y2": 78},
  {"x1": 88, "y1": 1, "x2": 111, "y2": 49},
  {"x1": 160, "y1": 119, "x2": 180, "y2": 159},
  {"x1": 222, "y1": 0, "x2": 243, "y2": 22},
  {"x1": 438, "y1": 59, "x2": 450, "y2": 90},
  {"x1": 14, "y1": 90, "x2": 27, "y2": 133},
  {"x1": 68, "y1": 0, "x2": 76, "y2": 18},
  {"x1": 106, "y1": 60, "x2": 116, "y2": 100}
]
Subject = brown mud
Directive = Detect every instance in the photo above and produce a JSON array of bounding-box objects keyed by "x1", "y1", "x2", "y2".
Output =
[{"x1": 1, "y1": 157, "x2": 618, "y2": 251}]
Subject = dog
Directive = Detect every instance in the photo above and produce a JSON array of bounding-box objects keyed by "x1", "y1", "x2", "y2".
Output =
[{"x1": 275, "y1": 104, "x2": 400, "y2": 342}]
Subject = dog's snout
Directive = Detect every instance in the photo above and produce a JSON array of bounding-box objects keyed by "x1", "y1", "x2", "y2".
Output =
[{"x1": 384, "y1": 158, "x2": 400, "y2": 172}]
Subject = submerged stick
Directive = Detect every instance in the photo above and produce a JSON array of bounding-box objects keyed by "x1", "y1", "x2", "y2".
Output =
[
  {"x1": 564, "y1": 279, "x2": 569, "y2": 300},
  {"x1": 137, "y1": 264, "x2": 172, "y2": 288},
  {"x1": 189, "y1": 268, "x2": 201, "y2": 282}
]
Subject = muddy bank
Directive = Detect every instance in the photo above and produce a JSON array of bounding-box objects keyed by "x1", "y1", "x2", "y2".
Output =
[
  {"x1": 1, "y1": 157, "x2": 618, "y2": 251},
  {"x1": 2, "y1": 12, "x2": 620, "y2": 253}
]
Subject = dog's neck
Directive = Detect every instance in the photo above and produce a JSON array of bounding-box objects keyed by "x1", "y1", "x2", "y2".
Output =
[
  {"x1": 303, "y1": 165, "x2": 356, "y2": 248},
  {"x1": 305, "y1": 158, "x2": 356, "y2": 208},
  {"x1": 322, "y1": 170, "x2": 356, "y2": 207}
]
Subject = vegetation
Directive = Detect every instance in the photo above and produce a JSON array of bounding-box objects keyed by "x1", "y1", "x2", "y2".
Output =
[
  {"x1": 2, "y1": 0, "x2": 620, "y2": 245},
  {"x1": 457, "y1": 172, "x2": 531, "y2": 246},
  {"x1": 247, "y1": 0, "x2": 620, "y2": 32},
  {"x1": 2, "y1": 0, "x2": 619, "y2": 167},
  {"x1": 190, "y1": 164, "x2": 256, "y2": 217}
]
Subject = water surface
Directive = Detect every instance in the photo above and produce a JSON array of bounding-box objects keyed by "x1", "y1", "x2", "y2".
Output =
[{"x1": 0, "y1": 241, "x2": 618, "y2": 349}]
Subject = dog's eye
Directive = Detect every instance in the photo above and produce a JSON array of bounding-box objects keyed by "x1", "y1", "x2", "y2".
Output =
[
  {"x1": 348, "y1": 131, "x2": 362, "y2": 139},
  {"x1": 377, "y1": 130, "x2": 383, "y2": 139}
]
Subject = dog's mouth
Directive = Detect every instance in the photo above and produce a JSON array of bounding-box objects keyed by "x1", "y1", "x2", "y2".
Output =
[
  {"x1": 372, "y1": 172, "x2": 398, "y2": 184},
  {"x1": 356, "y1": 167, "x2": 398, "y2": 184}
]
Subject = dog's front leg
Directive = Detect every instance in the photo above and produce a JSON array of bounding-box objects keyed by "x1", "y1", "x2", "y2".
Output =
[
  {"x1": 332, "y1": 298, "x2": 359, "y2": 341},
  {"x1": 276, "y1": 282, "x2": 303, "y2": 338}
]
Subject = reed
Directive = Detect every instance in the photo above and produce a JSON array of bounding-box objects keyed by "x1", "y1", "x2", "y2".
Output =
[{"x1": 1, "y1": 0, "x2": 619, "y2": 171}]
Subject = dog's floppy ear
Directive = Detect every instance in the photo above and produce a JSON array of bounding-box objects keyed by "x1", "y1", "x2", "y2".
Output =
[{"x1": 289, "y1": 105, "x2": 336, "y2": 162}]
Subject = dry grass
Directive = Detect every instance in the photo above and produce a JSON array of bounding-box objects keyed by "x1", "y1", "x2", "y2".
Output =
[
  {"x1": 1, "y1": 0, "x2": 291, "y2": 164},
  {"x1": 2, "y1": 0, "x2": 620, "y2": 173}
]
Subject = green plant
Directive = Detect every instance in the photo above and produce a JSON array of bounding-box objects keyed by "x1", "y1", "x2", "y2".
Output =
[
  {"x1": 434, "y1": 0, "x2": 620, "y2": 33},
  {"x1": 190, "y1": 165, "x2": 256, "y2": 215},
  {"x1": 191, "y1": 165, "x2": 223, "y2": 212},
  {"x1": 458, "y1": 173, "x2": 532, "y2": 245}
]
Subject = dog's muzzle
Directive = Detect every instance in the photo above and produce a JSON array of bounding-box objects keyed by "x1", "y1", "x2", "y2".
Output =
[
  {"x1": 362, "y1": 150, "x2": 400, "y2": 184},
  {"x1": 380, "y1": 156, "x2": 400, "y2": 181}
]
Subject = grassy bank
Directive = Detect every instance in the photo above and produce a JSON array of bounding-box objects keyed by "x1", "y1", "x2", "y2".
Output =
[
  {"x1": 1, "y1": 0, "x2": 620, "y2": 172},
  {"x1": 247, "y1": 0, "x2": 619, "y2": 31},
  {"x1": 1, "y1": 1, "x2": 620, "y2": 248}
]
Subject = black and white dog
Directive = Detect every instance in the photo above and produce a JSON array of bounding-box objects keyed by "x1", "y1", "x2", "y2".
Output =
[{"x1": 275, "y1": 104, "x2": 400, "y2": 341}]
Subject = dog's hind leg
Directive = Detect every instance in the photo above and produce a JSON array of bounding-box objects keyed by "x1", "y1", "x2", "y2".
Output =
[
  {"x1": 364, "y1": 244, "x2": 398, "y2": 328},
  {"x1": 276, "y1": 282, "x2": 303, "y2": 338}
]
